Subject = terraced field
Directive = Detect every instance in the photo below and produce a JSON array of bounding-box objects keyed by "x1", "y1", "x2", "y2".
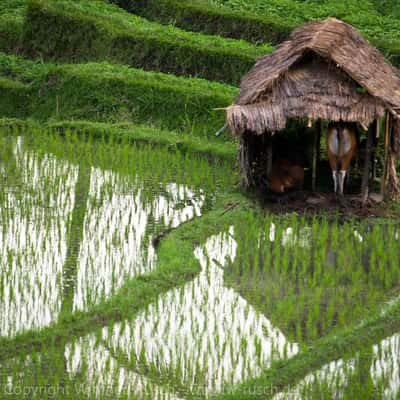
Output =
[{"x1": 0, "y1": 1, "x2": 400, "y2": 399}]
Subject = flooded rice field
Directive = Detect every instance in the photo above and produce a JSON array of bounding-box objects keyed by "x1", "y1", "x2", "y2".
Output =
[
  {"x1": 0, "y1": 130, "x2": 215, "y2": 337},
  {"x1": 0, "y1": 127, "x2": 400, "y2": 399},
  {"x1": 273, "y1": 331, "x2": 400, "y2": 399},
  {"x1": 226, "y1": 213, "x2": 400, "y2": 344}
]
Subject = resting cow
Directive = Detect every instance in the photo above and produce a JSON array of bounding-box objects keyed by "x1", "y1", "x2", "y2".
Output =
[{"x1": 268, "y1": 159, "x2": 304, "y2": 193}]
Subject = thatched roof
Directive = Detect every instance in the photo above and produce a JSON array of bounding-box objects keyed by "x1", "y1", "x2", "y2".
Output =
[{"x1": 227, "y1": 18, "x2": 400, "y2": 136}]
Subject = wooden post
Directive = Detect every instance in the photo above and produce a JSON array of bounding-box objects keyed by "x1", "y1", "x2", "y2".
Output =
[
  {"x1": 361, "y1": 120, "x2": 375, "y2": 204},
  {"x1": 386, "y1": 115, "x2": 400, "y2": 199},
  {"x1": 371, "y1": 119, "x2": 379, "y2": 180},
  {"x1": 381, "y1": 112, "x2": 390, "y2": 196},
  {"x1": 312, "y1": 119, "x2": 321, "y2": 192}
]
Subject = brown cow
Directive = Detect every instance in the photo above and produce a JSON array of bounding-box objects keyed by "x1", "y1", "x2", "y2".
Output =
[
  {"x1": 268, "y1": 159, "x2": 304, "y2": 193},
  {"x1": 326, "y1": 122, "x2": 358, "y2": 195}
]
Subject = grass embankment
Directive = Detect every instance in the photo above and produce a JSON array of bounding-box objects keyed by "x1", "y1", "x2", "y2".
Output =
[
  {"x1": 111, "y1": 0, "x2": 291, "y2": 45},
  {"x1": 23, "y1": 0, "x2": 272, "y2": 85},
  {"x1": 112, "y1": 0, "x2": 400, "y2": 65},
  {"x1": 210, "y1": 0, "x2": 400, "y2": 65},
  {"x1": 0, "y1": 53, "x2": 238, "y2": 138}
]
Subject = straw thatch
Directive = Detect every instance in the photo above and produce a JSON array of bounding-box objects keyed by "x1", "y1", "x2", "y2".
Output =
[{"x1": 227, "y1": 18, "x2": 400, "y2": 136}]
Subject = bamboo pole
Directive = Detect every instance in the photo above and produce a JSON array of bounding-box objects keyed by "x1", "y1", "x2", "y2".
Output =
[
  {"x1": 386, "y1": 116, "x2": 400, "y2": 199},
  {"x1": 371, "y1": 119, "x2": 379, "y2": 180},
  {"x1": 381, "y1": 112, "x2": 390, "y2": 196},
  {"x1": 361, "y1": 120, "x2": 375, "y2": 204},
  {"x1": 312, "y1": 119, "x2": 321, "y2": 192}
]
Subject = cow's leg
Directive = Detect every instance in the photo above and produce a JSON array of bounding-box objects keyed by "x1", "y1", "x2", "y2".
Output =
[
  {"x1": 332, "y1": 170, "x2": 338, "y2": 193},
  {"x1": 338, "y1": 170, "x2": 346, "y2": 195}
]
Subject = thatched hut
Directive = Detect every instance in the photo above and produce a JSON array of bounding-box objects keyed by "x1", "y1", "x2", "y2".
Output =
[{"x1": 226, "y1": 17, "x2": 400, "y2": 199}]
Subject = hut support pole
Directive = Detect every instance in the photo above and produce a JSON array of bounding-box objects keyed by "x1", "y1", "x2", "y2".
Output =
[
  {"x1": 372, "y1": 120, "x2": 379, "y2": 180},
  {"x1": 361, "y1": 120, "x2": 375, "y2": 204},
  {"x1": 312, "y1": 120, "x2": 321, "y2": 192},
  {"x1": 386, "y1": 115, "x2": 400, "y2": 199},
  {"x1": 381, "y1": 112, "x2": 390, "y2": 196}
]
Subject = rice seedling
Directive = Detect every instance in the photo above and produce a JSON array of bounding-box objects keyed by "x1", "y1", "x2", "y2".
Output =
[
  {"x1": 62, "y1": 227, "x2": 298, "y2": 398},
  {"x1": 269, "y1": 330, "x2": 400, "y2": 399},
  {"x1": 272, "y1": 356, "x2": 358, "y2": 399},
  {"x1": 225, "y1": 212, "x2": 400, "y2": 344},
  {"x1": 0, "y1": 125, "x2": 236, "y2": 338}
]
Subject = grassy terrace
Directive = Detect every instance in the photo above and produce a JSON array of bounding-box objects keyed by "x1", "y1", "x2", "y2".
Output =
[
  {"x1": 0, "y1": 53, "x2": 238, "y2": 137},
  {"x1": 23, "y1": 0, "x2": 272, "y2": 85},
  {"x1": 123, "y1": 0, "x2": 400, "y2": 66},
  {"x1": 210, "y1": 0, "x2": 400, "y2": 64},
  {"x1": 113, "y1": 0, "x2": 292, "y2": 44}
]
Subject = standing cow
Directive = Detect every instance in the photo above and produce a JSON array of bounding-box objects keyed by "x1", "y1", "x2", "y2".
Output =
[{"x1": 326, "y1": 122, "x2": 358, "y2": 195}]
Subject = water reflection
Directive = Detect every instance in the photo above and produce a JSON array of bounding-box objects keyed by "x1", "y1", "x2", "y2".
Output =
[
  {"x1": 0, "y1": 137, "x2": 206, "y2": 336},
  {"x1": 65, "y1": 335, "x2": 184, "y2": 400},
  {"x1": 273, "y1": 331, "x2": 400, "y2": 399},
  {"x1": 73, "y1": 169, "x2": 205, "y2": 311},
  {"x1": 0, "y1": 138, "x2": 78, "y2": 337},
  {"x1": 273, "y1": 358, "x2": 356, "y2": 400},
  {"x1": 268, "y1": 223, "x2": 311, "y2": 247},
  {"x1": 66, "y1": 228, "x2": 298, "y2": 397},
  {"x1": 371, "y1": 333, "x2": 400, "y2": 399}
]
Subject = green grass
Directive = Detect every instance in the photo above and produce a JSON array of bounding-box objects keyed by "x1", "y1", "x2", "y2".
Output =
[
  {"x1": 22, "y1": 0, "x2": 273, "y2": 85},
  {"x1": 1, "y1": 0, "x2": 400, "y2": 397},
  {"x1": 209, "y1": 0, "x2": 400, "y2": 66},
  {"x1": 110, "y1": 0, "x2": 292, "y2": 45},
  {"x1": 0, "y1": 53, "x2": 238, "y2": 137},
  {"x1": 0, "y1": 78, "x2": 30, "y2": 118}
]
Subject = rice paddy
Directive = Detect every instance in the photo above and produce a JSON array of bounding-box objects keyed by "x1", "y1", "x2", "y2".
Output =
[
  {"x1": 0, "y1": 126, "x2": 235, "y2": 337},
  {"x1": 1, "y1": 0, "x2": 400, "y2": 398},
  {"x1": 1, "y1": 124, "x2": 399, "y2": 399},
  {"x1": 272, "y1": 331, "x2": 400, "y2": 399},
  {"x1": 225, "y1": 213, "x2": 400, "y2": 344}
]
